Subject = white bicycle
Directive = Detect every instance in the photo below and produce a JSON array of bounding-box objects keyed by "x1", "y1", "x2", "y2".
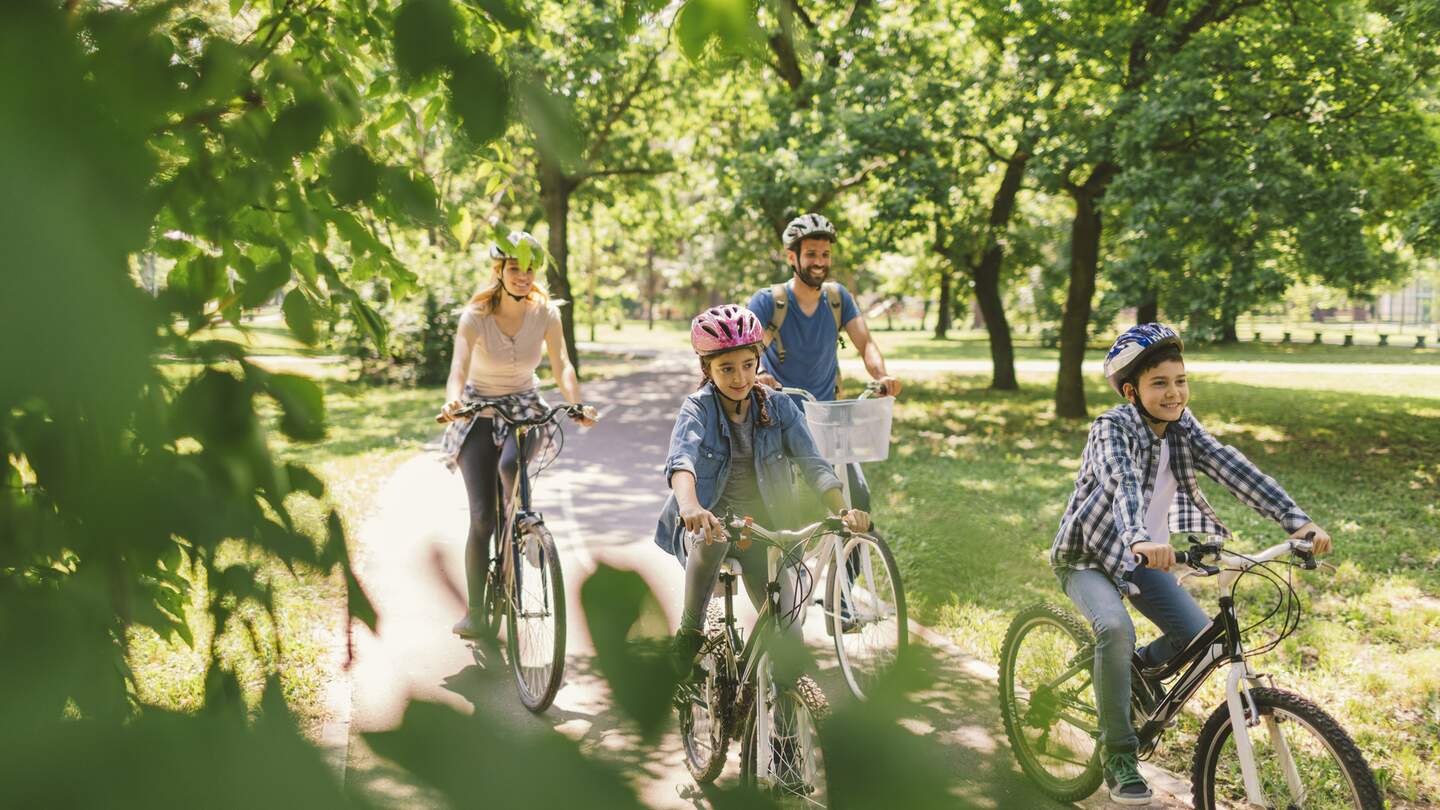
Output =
[{"x1": 781, "y1": 382, "x2": 908, "y2": 700}]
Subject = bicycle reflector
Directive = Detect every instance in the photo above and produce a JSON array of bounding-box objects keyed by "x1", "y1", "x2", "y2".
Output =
[{"x1": 738, "y1": 516, "x2": 754, "y2": 551}]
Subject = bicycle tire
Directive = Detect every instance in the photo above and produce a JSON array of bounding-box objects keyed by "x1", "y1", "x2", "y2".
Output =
[
  {"x1": 740, "y1": 674, "x2": 832, "y2": 808},
  {"x1": 998, "y1": 601, "x2": 1104, "y2": 802},
  {"x1": 1191, "y1": 686, "x2": 1383, "y2": 810},
  {"x1": 505, "y1": 522, "x2": 566, "y2": 713},
  {"x1": 823, "y1": 532, "x2": 908, "y2": 700},
  {"x1": 678, "y1": 603, "x2": 734, "y2": 784}
]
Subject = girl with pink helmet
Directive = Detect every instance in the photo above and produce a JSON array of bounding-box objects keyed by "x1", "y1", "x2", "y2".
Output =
[{"x1": 656, "y1": 305, "x2": 871, "y2": 672}]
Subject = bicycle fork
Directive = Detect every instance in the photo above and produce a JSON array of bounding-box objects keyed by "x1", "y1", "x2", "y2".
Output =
[{"x1": 1222, "y1": 656, "x2": 1304, "y2": 807}]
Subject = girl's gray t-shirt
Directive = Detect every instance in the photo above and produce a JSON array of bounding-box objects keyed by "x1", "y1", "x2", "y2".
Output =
[{"x1": 717, "y1": 411, "x2": 770, "y2": 525}]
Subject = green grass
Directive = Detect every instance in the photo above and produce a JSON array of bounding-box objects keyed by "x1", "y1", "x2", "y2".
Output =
[
  {"x1": 127, "y1": 379, "x2": 444, "y2": 734},
  {"x1": 874, "y1": 373, "x2": 1440, "y2": 805}
]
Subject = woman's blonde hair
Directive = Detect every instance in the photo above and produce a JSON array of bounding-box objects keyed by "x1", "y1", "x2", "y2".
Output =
[{"x1": 467, "y1": 258, "x2": 552, "y2": 315}]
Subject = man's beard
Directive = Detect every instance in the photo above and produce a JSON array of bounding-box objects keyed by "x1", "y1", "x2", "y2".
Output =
[{"x1": 793, "y1": 262, "x2": 829, "y2": 289}]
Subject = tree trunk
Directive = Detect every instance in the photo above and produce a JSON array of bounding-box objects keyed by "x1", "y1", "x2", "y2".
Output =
[
  {"x1": 1137, "y1": 297, "x2": 1158, "y2": 325},
  {"x1": 974, "y1": 258, "x2": 1017, "y2": 390},
  {"x1": 933, "y1": 265, "x2": 953, "y2": 339},
  {"x1": 540, "y1": 161, "x2": 581, "y2": 371},
  {"x1": 1055, "y1": 181, "x2": 1107, "y2": 419},
  {"x1": 1219, "y1": 298, "x2": 1239, "y2": 343},
  {"x1": 971, "y1": 150, "x2": 1029, "y2": 391}
]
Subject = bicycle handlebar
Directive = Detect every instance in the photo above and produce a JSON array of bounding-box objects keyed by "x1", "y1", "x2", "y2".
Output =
[
  {"x1": 436, "y1": 399, "x2": 593, "y2": 427},
  {"x1": 1126, "y1": 532, "x2": 1319, "y2": 583}
]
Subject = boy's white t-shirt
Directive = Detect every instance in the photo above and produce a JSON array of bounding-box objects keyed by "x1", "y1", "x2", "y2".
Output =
[{"x1": 1144, "y1": 439, "x2": 1178, "y2": 545}]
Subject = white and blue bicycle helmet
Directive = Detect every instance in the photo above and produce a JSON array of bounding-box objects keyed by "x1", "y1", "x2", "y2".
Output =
[{"x1": 1103, "y1": 323, "x2": 1184, "y2": 397}]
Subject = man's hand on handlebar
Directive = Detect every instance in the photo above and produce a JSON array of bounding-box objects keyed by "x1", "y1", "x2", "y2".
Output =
[
  {"x1": 757, "y1": 373, "x2": 781, "y2": 390},
  {"x1": 873, "y1": 376, "x2": 901, "y2": 398}
]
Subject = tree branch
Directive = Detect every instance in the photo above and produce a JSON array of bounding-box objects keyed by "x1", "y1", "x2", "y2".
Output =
[
  {"x1": 812, "y1": 154, "x2": 902, "y2": 212},
  {"x1": 575, "y1": 165, "x2": 670, "y2": 182},
  {"x1": 586, "y1": 46, "x2": 663, "y2": 162},
  {"x1": 957, "y1": 133, "x2": 1008, "y2": 164}
]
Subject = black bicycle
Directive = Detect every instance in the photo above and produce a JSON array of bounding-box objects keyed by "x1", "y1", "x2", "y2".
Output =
[
  {"x1": 999, "y1": 534, "x2": 1382, "y2": 809},
  {"x1": 442, "y1": 398, "x2": 591, "y2": 713},
  {"x1": 677, "y1": 512, "x2": 850, "y2": 808}
]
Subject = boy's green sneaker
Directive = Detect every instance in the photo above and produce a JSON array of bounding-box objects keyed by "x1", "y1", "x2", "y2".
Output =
[{"x1": 1103, "y1": 751, "x2": 1153, "y2": 806}]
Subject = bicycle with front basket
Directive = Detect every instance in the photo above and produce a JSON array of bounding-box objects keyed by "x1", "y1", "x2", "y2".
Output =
[
  {"x1": 677, "y1": 511, "x2": 870, "y2": 807},
  {"x1": 440, "y1": 398, "x2": 591, "y2": 713},
  {"x1": 781, "y1": 380, "x2": 908, "y2": 701},
  {"x1": 999, "y1": 533, "x2": 1382, "y2": 808}
]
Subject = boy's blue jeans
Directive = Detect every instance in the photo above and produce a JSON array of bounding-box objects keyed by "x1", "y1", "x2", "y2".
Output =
[{"x1": 1058, "y1": 566, "x2": 1212, "y2": 754}]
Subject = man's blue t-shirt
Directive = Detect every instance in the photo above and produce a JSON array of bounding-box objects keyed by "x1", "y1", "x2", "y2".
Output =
[{"x1": 747, "y1": 281, "x2": 860, "y2": 402}]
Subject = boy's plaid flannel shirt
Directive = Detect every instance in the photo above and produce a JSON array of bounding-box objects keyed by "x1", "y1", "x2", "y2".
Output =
[{"x1": 1051, "y1": 404, "x2": 1312, "y2": 587}]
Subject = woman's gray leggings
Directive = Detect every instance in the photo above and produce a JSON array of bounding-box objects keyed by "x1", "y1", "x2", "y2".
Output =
[{"x1": 679, "y1": 531, "x2": 805, "y2": 643}]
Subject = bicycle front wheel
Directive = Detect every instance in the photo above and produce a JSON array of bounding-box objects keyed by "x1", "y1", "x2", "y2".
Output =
[
  {"x1": 740, "y1": 673, "x2": 831, "y2": 808},
  {"x1": 823, "y1": 533, "x2": 907, "y2": 700},
  {"x1": 678, "y1": 607, "x2": 734, "y2": 784},
  {"x1": 505, "y1": 522, "x2": 566, "y2": 713},
  {"x1": 998, "y1": 602, "x2": 1104, "y2": 802},
  {"x1": 1192, "y1": 686, "x2": 1382, "y2": 810}
]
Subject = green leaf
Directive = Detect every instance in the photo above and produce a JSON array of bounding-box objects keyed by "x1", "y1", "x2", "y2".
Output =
[
  {"x1": 283, "y1": 462, "x2": 326, "y2": 499},
  {"x1": 447, "y1": 51, "x2": 509, "y2": 145},
  {"x1": 579, "y1": 565, "x2": 678, "y2": 740},
  {"x1": 347, "y1": 294, "x2": 389, "y2": 354},
  {"x1": 328, "y1": 144, "x2": 381, "y2": 206},
  {"x1": 449, "y1": 206, "x2": 475, "y2": 248},
  {"x1": 327, "y1": 511, "x2": 376, "y2": 630},
  {"x1": 674, "y1": 0, "x2": 716, "y2": 61},
  {"x1": 375, "y1": 101, "x2": 409, "y2": 131},
  {"x1": 463, "y1": 0, "x2": 529, "y2": 32},
  {"x1": 265, "y1": 99, "x2": 330, "y2": 165},
  {"x1": 282, "y1": 288, "x2": 318, "y2": 344},
  {"x1": 393, "y1": 0, "x2": 462, "y2": 82},
  {"x1": 239, "y1": 260, "x2": 291, "y2": 308},
  {"x1": 265, "y1": 373, "x2": 326, "y2": 441},
  {"x1": 381, "y1": 167, "x2": 442, "y2": 226}
]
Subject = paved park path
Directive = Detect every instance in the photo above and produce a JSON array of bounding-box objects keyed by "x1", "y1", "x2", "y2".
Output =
[{"x1": 326, "y1": 349, "x2": 1192, "y2": 809}]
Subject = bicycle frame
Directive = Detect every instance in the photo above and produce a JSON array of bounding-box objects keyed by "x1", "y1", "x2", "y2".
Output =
[
  {"x1": 492, "y1": 424, "x2": 540, "y2": 606},
  {"x1": 1125, "y1": 538, "x2": 1315, "y2": 806},
  {"x1": 703, "y1": 519, "x2": 836, "y2": 786}
]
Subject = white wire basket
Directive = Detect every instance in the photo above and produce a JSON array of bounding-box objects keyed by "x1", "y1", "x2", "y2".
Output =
[{"x1": 801, "y1": 397, "x2": 894, "y2": 465}]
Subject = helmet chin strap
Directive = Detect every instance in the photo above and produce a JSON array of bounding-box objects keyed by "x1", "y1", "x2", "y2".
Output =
[
  {"x1": 710, "y1": 379, "x2": 748, "y2": 416},
  {"x1": 1127, "y1": 391, "x2": 1181, "y2": 425},
  {"x1": 499, "y1": 280, "x2": 528, "y2": 302}
]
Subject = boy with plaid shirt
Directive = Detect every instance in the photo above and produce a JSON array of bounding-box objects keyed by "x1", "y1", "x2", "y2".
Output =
[{"x1": 1051, "y1": 323, "x2": 1333, "y2": 805}]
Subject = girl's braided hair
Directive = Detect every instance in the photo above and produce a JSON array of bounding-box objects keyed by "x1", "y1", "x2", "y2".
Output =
[{"x1": 698, "y1": 348, "x2": 773, "y2": 427}]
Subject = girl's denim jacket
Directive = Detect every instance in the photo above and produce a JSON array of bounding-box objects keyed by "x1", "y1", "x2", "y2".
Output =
[{"x1": 654, "y1": 385, "x2": 843, "y2": 557}]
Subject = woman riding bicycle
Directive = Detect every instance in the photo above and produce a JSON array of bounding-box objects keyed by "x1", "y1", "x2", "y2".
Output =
[
  {"x1": 439, "y1": 231, "x2": 595, "y2": 639},
  {"x1": 655, "y1": 304, "x2": 869, "y2": 672}
]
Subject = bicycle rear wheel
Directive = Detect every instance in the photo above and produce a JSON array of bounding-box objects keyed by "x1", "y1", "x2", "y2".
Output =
[
  {"x1": 505, "y1": 522, "x2": 566, "y2": 712},
  {"x1": 998, "y1": 602, "x2": 1104, "y2": 802},
  {"x1": 823, "y1": 533, "x2": 907, "y2": 700},
  {"x1": 1191, "y1": 686, "x2": 1382, "y2": 810},
  {"x1": 740, "y1": 671, "x2": 831, "y2": 808}
]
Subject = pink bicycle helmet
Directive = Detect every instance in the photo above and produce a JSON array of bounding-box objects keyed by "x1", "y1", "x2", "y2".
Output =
[{"x1": 691, "y1": 305, "x2": 764, "y2": 356}]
